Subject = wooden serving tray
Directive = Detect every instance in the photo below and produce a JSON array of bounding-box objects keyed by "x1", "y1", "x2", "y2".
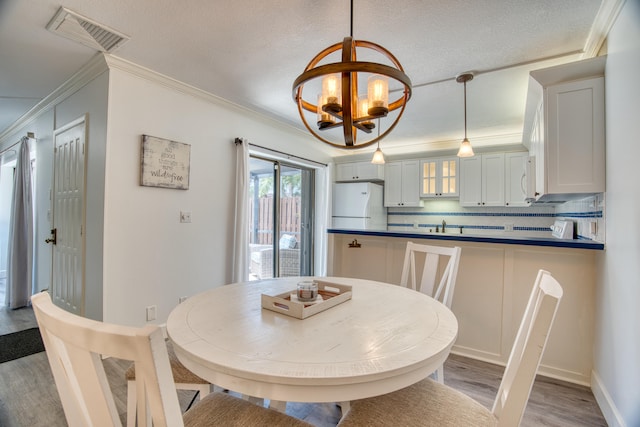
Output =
[{"x1": 261, "y1": 280, "x2": 352, "y2": 319}]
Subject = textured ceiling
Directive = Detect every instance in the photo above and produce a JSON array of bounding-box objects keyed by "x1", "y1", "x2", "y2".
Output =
[{"x1": 0, "y1": 0, "x2": 605, "y2": 157}]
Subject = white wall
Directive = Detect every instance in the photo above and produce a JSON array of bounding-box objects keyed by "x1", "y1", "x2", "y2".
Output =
[
  {"x1": 102, "y1": 61, "x2": 331, "y2": 326},
  {"x1": 593, "y1": 1, "x2": 640, "y2": 426}
]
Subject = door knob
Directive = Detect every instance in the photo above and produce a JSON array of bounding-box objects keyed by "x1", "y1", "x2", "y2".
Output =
[{"x1": 45, "y1": 228, "x2": 57, "y2": 245}]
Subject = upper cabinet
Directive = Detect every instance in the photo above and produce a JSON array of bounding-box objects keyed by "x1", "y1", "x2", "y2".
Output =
[
  {"x1": 523, "y1": 56, "x2": 606, "y2": 202},
  {"x1": 335, "y1": 161, "x2": 384, "y2": 182},
  {"x1": 384, "y1": 160, "x2": 423, "y2": 207},
  {"x1": 420, "y1": 157, "x2": 459, "y2": 198},
  {"x1": 460, "y1": 153, "x2": 505, "y2": 207},
  {"x1": 504, "y1": 152, "x2": 530, "y2": 207}
]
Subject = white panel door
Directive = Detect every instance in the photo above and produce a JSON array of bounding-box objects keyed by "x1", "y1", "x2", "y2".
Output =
[{"x1": 51, "y1": 116, "x2": 86, "y2": 314}]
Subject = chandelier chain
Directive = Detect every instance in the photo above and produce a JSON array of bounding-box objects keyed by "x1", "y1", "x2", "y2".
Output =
[{"x1": 350, "y1": 0, "x2": 354, "y2": 38}]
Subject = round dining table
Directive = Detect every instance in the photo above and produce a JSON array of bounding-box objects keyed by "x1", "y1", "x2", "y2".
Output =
[{"x1": 166, "y1": 276, "x2": 458, "y2": 404}]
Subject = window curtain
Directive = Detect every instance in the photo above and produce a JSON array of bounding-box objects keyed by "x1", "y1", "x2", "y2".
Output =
[
  {"x1": 5, "y1": 137, "x2": 34, "y2": 308},
  {"x1": 314, "y1": 162, "x2": 333, "y2": 276},
  {"x1": 232, "y1": 138, "x2": 250, "y2": 283}
]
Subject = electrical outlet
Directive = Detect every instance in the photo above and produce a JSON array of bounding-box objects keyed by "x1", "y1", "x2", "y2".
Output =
[
  {"x1": 179, "y1": 296, "x2": 188, "y2": 304},
  {"x1": 504, "y1": 223, "x2": 514, "y2": 232},
  {"x1": 180, "y1": 211, "x2": 192, "y2": 223},
  {"x1": 146, "y1": 305, "x2": 157, "y2": 321}
]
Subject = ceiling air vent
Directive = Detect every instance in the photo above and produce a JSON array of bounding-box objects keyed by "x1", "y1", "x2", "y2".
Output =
[{"x1": 46, "y1": 7, "x2": 130, "y2": 53}]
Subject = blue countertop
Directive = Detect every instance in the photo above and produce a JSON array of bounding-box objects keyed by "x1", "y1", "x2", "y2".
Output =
[{"x1": 327, "y1": 228, "x2": 605, "y2": 250}]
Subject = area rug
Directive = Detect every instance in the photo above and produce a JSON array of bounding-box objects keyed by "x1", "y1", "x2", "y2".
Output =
[{"x1": 0, "y1": 327, "x2": 45, "y2": 363}]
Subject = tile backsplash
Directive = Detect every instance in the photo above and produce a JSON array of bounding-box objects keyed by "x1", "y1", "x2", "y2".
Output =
[
  {"x1": 555, "y1": 194, "x2": 605, "y2": 242},
  {"x1": 386, "y1": 195, "x2": 605, "y2": 242}
]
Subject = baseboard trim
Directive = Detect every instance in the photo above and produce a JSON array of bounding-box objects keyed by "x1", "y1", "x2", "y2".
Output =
[
  {"x1": 591, "y1": 369, "x2": 627, "y2": 427},
  {"x1": 451, "y1": 346, "x2": 591, "y2": 386},
  {"x1": 451, "y1": 345, "x2": 502, "y2": 365}
]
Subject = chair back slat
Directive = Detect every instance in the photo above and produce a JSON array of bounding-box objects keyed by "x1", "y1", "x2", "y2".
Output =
[
  {"x1": 31, "y1": 292, "x2": 185, "y2": 427},
  {"x1": 492, "y1": 270, "x2": 563, "y2": 426},
  {"x1": 400, "y1": 242, "x2": 462, "y2": 309}
]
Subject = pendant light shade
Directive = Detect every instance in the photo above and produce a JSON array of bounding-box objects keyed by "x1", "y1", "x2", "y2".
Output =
[
  {"x1": 457, "y1": 138, "x2": 474, "y2": 157},
  {"x1": 456, "y1": 72, "x2": 475, "y2": 158},
  {"x1": 371, "y1": 146, "x2": 385, "y2": 164},
  {"x1": 371, "y1": 119, "x2": 385, "y2": 164}
]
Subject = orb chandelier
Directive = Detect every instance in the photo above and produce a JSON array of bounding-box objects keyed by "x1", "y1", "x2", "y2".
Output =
[{"x1": 292, "y1": 0, "x2": 412, "y2": 149}]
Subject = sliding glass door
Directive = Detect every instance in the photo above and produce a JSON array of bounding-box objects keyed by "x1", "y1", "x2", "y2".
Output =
[{"x1": 248, "y1": 157, "x2": 314, "y2": 280}]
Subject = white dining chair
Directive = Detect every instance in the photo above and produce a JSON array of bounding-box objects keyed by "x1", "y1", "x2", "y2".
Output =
[
  {"x1": 338, "y1": 269, "x2": 563, "y2": 427},
  {"x1": 400, "y1": 241, "x2": 462, "y2": 382},
  {"x1": 125, "y1": 339, "x2": 211, "y2": 427},
  {"x1": 31, "y1": 292, "x2": 312, "y2": 427}
]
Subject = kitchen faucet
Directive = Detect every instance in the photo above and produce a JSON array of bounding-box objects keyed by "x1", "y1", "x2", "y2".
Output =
[{"x1": 442, "y1": 219, "x2": 446, "y2": 233}]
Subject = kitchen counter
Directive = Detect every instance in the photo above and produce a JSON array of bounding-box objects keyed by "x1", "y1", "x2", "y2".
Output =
[
  {"x1": 327, "y1": 229, "x2": 599, "y2": 385},
  {"x1": 327, "y1": 228, "x2": 604, "y2": 250}
]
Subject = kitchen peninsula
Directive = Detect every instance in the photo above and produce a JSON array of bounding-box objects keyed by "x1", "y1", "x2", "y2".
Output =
[{"x1": 327, "y1": 228, "x2": 600, "y2": 386}]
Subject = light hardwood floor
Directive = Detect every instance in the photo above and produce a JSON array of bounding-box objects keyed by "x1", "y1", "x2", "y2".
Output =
[{"x1": 0, "y1": 304, "x2": 607, "y2": 426}]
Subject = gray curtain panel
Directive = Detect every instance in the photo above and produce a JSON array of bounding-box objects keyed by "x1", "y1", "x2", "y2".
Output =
[{"x1": 6, "y1": 137, "x2": 34, "y2": 309}]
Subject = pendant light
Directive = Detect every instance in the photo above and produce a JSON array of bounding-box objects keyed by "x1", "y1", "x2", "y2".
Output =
[
  {"x1": 293, "y1": 0, "x2": 412, "y2": 149},
  {"x1": 456, "y1": 72, "x2": 475, "y2": 157},
  {"x1": 371, "y1": 120, "x2": 385, "y2": 164}
]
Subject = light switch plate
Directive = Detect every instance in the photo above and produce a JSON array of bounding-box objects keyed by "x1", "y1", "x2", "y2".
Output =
[
  {"x1": 146, "y1": 305, "x2": 157, "y2": 321},
  {"x1": 180, "y1": 211, "x2": 191, "y2": 223}
]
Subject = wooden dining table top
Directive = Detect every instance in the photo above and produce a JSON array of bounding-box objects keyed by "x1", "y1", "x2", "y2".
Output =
[{"x1": 166, "y1": 276, "x2": 458, "y2": 403}]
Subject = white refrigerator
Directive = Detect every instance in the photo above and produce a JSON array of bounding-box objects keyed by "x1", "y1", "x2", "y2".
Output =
[{"x1": 332, "y1": 182, "x2": 387, "y2": 230}]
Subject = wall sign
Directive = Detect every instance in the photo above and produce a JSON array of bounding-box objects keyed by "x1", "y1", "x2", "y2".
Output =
[{"x1": 140, "y1": 135, "x2": 190, "y2": 190}]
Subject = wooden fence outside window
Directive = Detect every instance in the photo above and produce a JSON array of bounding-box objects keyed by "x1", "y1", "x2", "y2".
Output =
[{"x1": 250, "y1": 196, "x2": 301, "y2": 245}]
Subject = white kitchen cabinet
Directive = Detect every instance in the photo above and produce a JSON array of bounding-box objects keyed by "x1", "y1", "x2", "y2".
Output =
[
  {"x1": 327, "y1": 234, "x2": 394, "y2": 282},
  {"x1": 420, "y1": 157, "x2": 459, "y2": 198},
  {"x1": 328, "y1": 232, "x2": 597, "y2": 385},
  {"x1": 459, "y1": 153, "x2": 505, "y2": 207},
  {"x1": 523, "y1": 56, "x2": 605, "y2": 202},
  {"x1": 504, "y1": 152, "x2": 530, "y2": 207},
  {"x1": 335, "y1": 161, "x2": 384, "y2": 182},
  {"x1": 384, "y1": 160, "x2": 423, "y2": 207}
]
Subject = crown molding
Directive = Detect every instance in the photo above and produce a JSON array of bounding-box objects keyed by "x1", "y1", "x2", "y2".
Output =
[
  {"x1": 582, "y1": 0, "x2": 626, "y2": 58},
  {"x1": 0, "y1": 54, "x2": 108, "y2": 146},
  {"x1": 102, "y1": 54, "x2": 310, "y2": 138}
]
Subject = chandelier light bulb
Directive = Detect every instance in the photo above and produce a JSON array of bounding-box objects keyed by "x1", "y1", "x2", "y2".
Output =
[
  {"x1": 367, "y1": 75, "x2": 389, "y2": 116},
  {"x1": 321, "y1": 74, "x2": 342, "y2": 113}
]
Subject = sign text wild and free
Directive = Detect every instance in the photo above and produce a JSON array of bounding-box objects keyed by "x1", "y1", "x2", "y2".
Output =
[{"x1": 140, "y1": 135, "x2": 190, "y2": 190}]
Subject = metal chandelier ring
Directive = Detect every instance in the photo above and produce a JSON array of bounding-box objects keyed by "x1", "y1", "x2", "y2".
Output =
[{"x1": 292, "y1": 37, "x2": 412, "y2": 149}]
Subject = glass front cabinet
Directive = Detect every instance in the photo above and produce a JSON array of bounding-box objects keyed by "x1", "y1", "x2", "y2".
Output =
[{"x1": 420, "y1": 157, "x2": 459, "y2": 198}]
